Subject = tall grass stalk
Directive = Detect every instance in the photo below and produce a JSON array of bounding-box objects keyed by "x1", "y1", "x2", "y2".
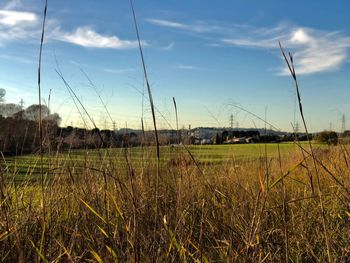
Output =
[
  {"x1": 291, "y1": 122, "x2": 314, "y2": 192},
  {"x1": 277, "y1": 143, "x2": 289, "y2": 261},
  {"x1": 129, "y1": 0, "x2": 160, "y2": 158},
  {"x1": 80, "y1": 69, "x2": 115, "y2": 128},
  {"x1": 279, "y1": 42, "x2": 332, "y2": 262},
  {"x1": 37, "y1": 0, "x2": 48, "y2": 224},
  {"x1": 55, "y1": 69, "x2": 117, "y2": 243},
  {"x1": 129, "y1": 0, "x2": 161, "y2": 257},
  {"x1": 173, "y1": 97, "x2": 180, "y2": 144}
]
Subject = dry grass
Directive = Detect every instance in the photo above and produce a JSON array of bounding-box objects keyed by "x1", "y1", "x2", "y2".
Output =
[
  {"x1": 1, "y1": 144, "x2": 350, "y2": 262},
  {"x1": 1, "y1": 1, "x2": 349, "y2": 262}
]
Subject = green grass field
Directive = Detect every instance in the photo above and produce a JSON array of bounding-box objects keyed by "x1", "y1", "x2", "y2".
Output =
[{"x1": 2, "y1": 142, "x2": 323, "y2": 181}]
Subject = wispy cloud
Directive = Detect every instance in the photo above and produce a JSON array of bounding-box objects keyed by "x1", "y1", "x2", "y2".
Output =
[
  {"x1": 52, "y1": 26, "x2": 144, "y2": 49},
  {"x1": 0, "y1": 6, "x2": 144, "y2": 51},
  {"x1": 0, "y1": 84, "x2": 20, "y2": 93},
  {"x1": 69, "y1": 60, "x2": 135, "y2": 75},
  {"x1": 103, "y1": 68, "x2": 135, "y2": 74},
  {"x1": 0, "y1": 83, "x2": 33, "y2": 101},
  {"x1": 0, "y1": 9, "x2": 39, "y2": 45},
  {"x1": 148, "y1": 17, "x2": 350, "y2": 75},
  {"x1": 0, "y1": 54, "x2": 35, "y2": 64},
  {"x1": 206, "y1": 43, "x2": 226, "y2": 48},
  {"x1": 146, "y1": 18, "x2": 234, "y2": 34},
  {"x1": 0, "y1": 10, "x2": 36, "y2": 26},
  {"x1": 3, "y1": 0, "x2": 23, "y2": 10},
  {"x1": 222, "y1": 25, "x2": 350, "y2": 75},
  {"x1": 160, "y1": 42, "x2": 174, "y2": 51},
  {"x1": 147, "y1": 18, "x2": 186, "y2": 29},
  {"x1": 173, "y1": 64, "x2": 197, "y2": 70}
]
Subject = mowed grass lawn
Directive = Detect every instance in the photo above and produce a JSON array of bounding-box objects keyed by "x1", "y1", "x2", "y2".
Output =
[{"x1": 2, "y1": 142, "x2": 324, "y2": 181}]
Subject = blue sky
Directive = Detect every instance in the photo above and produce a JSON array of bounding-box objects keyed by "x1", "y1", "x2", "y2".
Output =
[{"x1": 1, "y1": 0, "x2": 350, "y2": 132}]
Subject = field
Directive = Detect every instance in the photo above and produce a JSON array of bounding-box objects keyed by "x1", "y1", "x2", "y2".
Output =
[
  {"x1": 3, "y1": 142, "x2": 318, "y2": 179},
  {"x1": 2, "y1": 141, "x2": 350, "y2": 262},
  {"x1": 1, "y1": 2, "x2": 350, "y2": 262}
]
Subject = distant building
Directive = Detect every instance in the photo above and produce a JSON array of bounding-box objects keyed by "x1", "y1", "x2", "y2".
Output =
[
  {"x1": 192, "y1": 127, "x2": 219, "y2": 140},
  {"x1": 220, "y1": 130, "x2": 260, "y2": 144}
]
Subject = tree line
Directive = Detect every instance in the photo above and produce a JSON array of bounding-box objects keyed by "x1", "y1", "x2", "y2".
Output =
[{"x1": 0, "y1": 88, "x2": 62, "y2": 155}]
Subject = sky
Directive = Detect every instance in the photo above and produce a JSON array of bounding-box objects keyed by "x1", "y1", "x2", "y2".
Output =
[{"x1": 1, "y1": 0, "x2": 350, "y2": 132}]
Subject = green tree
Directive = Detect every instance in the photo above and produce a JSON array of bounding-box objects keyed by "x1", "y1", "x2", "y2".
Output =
[{"x1": 314, "y1": 130, "x2": 338, "y2": 145}]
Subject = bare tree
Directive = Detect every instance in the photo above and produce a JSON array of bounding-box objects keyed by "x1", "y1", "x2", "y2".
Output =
[
  {"x1": 24, "y1": 104, "x2": 50, "y2": 121},
  {"x1": 0, "y1": 103, "x2": 22, "y2": 117},
  {"x1": 43, "y1": 112, "x2": 62, "y2": 126}
]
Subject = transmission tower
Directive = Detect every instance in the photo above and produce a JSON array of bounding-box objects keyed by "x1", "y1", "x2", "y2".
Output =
[
  {"x1": 230, "y1": 114, "x2": 234, "y2": 129},
  {"x1": 341, "y1": 114, "x2": 346, "y2": 133},
  {"x1": 19, "y1": 98, "x2": 24, "y2": 109},
  {"x1": 295, "y1": 122, "x2": 300, "y2": 133}
]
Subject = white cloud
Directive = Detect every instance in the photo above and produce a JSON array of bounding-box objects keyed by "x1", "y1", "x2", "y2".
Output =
[
  {"x1": 0, "y1": 9, "x2": 39, "y2": 46},
  {"x1": 222, "y1": 25, "x2": 350, "y2": 75},
  {"x1": 0, "y1": 8, "x2": 144, "y2": 52},
  {"x1": 53, "y1": 26, "x2": 143, "y2": 49},
  {"x1": 0, "y1": 10, "x2": 36, "y2": 26},
  {"x1": 148, "y1": 17, "x2": 350, "y2": 75},
  {"x1": 290, "y1": 29, "x2": 312, "y2": 44}
]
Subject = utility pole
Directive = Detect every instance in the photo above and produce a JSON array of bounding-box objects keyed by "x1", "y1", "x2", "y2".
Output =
[{"x1": 113, "y1": 121, "x2": 116, "y2": 131}]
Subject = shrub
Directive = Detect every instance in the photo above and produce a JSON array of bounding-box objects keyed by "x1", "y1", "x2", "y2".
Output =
[{"x1": 314, "y1": 130, "x2": 338, "y2": 145}]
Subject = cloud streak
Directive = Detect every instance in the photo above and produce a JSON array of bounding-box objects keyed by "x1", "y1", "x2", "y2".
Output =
[
  {"x1": 223, "y1": 26, "x2": 350, "y2": 75},
  {"x1": 3, "y1": 0, "x2": 23, "y2": 10},
  {"x1": 148, "y1": 18, "x2": 350, "y2": 75},
  {"x1": 160, "y1": 42, "x2": 174, "y2": 51},
  {"x1": 52, "y1": 26, "x2": 143, "y2": 49},
  {"x1": 103, "y1": 68, "x2": 135, "y2": 74},
  {"x1": 147, "y1": 18, "x2": 186, "y2": 29},
  {"x1": 0, "y1": 9, "x2": 39, "y2": 45},
  {"x1": 0, "y1": 10, "x2": 36, "y2": 26},
  {"x1": 0, "y1": 7, "x2": 143, "y2": 51},
  {"x1": 173, "y1": 64, "x2": 197, "y2": 70},
  {"x1": 146, "y1": 18, "x2": 235, "y2": 34},
  {"x1": 0, "y1": 54, "x2": 35, "y2": 64}
]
